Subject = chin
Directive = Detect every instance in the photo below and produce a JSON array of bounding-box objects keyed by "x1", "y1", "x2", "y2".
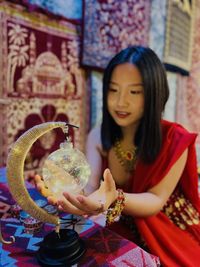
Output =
[
  {"x1": 114, "y1": 119, "x2": 132, "y2": 127},
  {"x1": 114, "y1": 118, "x2": 141, "y2": 128}
]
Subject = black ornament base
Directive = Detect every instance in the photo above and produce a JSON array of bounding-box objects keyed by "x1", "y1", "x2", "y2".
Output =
[{"x1": 36, "y1": 229, "x2": 86, "y2": 267}]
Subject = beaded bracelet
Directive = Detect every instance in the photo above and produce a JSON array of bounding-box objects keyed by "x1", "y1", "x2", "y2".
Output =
[{"x1": 106, "y1": 189, "x2": 125, "y2": 226}]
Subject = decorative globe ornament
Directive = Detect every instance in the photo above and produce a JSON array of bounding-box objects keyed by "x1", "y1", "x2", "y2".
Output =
[
  {"x1": 42, "y1": 132, "x2": 91, "y2": 198},
  {"x1": 5, "y1": 122, "x2": 89, "y2": 266}
]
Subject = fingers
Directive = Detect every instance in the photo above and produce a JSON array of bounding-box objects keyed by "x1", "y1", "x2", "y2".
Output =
[
  {"x1": 76, "y1": 194, "x2": 105, "y2": 214},
  {"x1": 57, "y1": 194, "x2": 84, "y2": 216},
  {"x1": 102, "y1": 168, "x2": 118, "y2": 209},
  {"x1": 41, "y1": 188, "x2": 52, "y2": 198},
  {"x1": 59, "y1": 192, "x2": 105, "y2": 216},
  {"x1": 34, "y1": 174, "x2": 43, "y2": 183},
  {"x1": 34, "y1": 174, "x2": 52, "y2": 197},
  {"x1": 47, "y1": 196, "x2": 57, "y2": 206},
  {"x1": 102, "y1": 168, "x2": 116, "y2": 190},
  {"x1": 63, "y1": 192, "x2": 84, "y2": 210},
  {"x1": 63, "y1": 192, "x2": 95, "y2": 214}
]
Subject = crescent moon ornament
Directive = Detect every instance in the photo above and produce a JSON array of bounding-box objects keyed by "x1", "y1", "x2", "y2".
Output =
[
  {"x1": 2, "y1": 122, "x2": 88, "y2": 266},
  {"x1": 5, "y1": 122, "x2": 66, "y2": 233}
]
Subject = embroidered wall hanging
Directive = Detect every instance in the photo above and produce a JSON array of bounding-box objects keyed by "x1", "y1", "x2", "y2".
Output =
[
  {"x1": 164, "y1": 0, "x2": 195, "y2": 74},
  {"x1": 0, "y1": 1, "x2": 88, "y2": 169},
  {"x1": 176, "y1": 0, "x2": 200, "y2": 163},
  {"x1": 81, "y1": 0, "x2": 151, "y2": 70}
]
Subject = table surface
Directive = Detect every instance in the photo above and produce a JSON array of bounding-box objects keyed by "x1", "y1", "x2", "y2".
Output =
[{"x1": 0, "y1": 167, "x2": 160, "y2": 266}]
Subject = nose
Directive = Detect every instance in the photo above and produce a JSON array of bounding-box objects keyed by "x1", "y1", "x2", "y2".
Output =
[{"x1": 117, "y1": 91, "x2": 128, "y2": 107}]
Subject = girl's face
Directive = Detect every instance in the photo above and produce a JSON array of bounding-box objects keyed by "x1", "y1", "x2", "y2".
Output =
[{"x1": 107, "y1": 63, "x2": 144, "y2": 129}]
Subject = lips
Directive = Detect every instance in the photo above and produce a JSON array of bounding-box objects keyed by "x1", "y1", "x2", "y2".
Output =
[{"x1": 115, "y1": 111, "x2": 130, "y2": 118}]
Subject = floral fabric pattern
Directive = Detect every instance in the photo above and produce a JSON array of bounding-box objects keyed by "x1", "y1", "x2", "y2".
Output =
[{"x1": 82, "y1": 0, "x2": 151, "y2": 69}]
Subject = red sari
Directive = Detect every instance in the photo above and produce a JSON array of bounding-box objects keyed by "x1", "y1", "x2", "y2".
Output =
[{"x1": 105, "y1": 120, "x2": 200, "y2": 267}]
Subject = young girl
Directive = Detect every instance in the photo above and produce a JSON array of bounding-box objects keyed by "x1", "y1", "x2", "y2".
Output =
[{"x1": 36, "y1": 46, "x2": 200, "y2": 266}]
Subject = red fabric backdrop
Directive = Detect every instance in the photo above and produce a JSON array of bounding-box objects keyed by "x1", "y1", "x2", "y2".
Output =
[{"x1": 0, "y1": 1, "x2": 89, "y2": 170}]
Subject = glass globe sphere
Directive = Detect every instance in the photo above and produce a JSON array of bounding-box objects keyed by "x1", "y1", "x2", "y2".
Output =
[{"x1": 42, "y1": 140, "x2": 91, "y2": 198}]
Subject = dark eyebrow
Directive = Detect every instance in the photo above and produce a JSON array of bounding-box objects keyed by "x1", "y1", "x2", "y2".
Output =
[
  {"x1": 109, "y1": 81, "x2": 143, "y2": 87},
  {"x1": 127, "y1": 83, "x2": 143, "y2": 87},
  {"x1": 109, "y1": 81, "x2": 118, "y2": 85}
]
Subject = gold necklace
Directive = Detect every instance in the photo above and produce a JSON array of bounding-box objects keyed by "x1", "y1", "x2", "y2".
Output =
[{"x1": 114, "y1": 139, "x2": 137, "y2": 172}]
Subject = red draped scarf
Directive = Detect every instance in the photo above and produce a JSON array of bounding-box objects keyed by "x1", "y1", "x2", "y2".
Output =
[
  {"x1": 133, "y1": 120, "x2": 200, "y2": 266},
  {"x1": 104, "y1": 120, "x2": 200, "y2": 266}
]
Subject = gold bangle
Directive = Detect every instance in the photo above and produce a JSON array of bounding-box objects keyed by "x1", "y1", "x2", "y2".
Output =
[{"x1": 106, "y1": 189, "x2": 125, "y2": 226}]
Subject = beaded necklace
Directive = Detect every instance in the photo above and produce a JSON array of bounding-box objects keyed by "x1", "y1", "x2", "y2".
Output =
[{"x1": 113, "y1": 139, "x2": 137, "y2": 172}]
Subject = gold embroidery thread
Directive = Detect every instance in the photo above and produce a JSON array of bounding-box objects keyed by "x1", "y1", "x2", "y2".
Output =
[{"x1": 163, "y1": 192, "x2": 199, "y2": 230}]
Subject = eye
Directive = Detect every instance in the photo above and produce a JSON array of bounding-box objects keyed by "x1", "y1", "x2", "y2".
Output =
[
  {"x1": 130, "y1": 90, "x2": 142, "y2": 94},
  {"x1": 109, "y1": 88, "x2": 118, "y2": 92}
]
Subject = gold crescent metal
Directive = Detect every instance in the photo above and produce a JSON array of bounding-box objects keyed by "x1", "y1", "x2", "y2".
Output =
[
  {"x1": 0, "y1": 224, "x2": 15, "y2": 244},
  {"x1": 1, "y1": 122, "x2": 67, "y2": 244}
]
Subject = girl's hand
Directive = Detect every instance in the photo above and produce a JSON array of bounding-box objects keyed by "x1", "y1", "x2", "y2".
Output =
[
  {"x1": 34, "y1": 175, "x2": 57, "y2": 204},
  {"x1": 57, "y1": 168, "x2": 118, "y2": 216}
]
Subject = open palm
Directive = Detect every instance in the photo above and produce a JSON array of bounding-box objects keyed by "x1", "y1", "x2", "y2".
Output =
[{"x1": 55, "y1": 169, "x2": 117, "y2": 216}]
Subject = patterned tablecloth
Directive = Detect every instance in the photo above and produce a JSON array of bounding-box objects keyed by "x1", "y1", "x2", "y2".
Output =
[{"x1": 0, "y1": 168, "x2": 160, "y2": 266}]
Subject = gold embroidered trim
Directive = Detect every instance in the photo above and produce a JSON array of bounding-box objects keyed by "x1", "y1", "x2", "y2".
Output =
[{"x1": 163, "y1": 192, "x2": 199, "y2": 230}]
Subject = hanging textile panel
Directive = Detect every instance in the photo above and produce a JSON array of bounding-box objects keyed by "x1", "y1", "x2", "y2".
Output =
[
  {"x1": 176, "y1": 0, "x2": 200, "y2": 162},
  {"x1": 176, "y1": 0, "x2": 200, "y2": 138},
  {"x1": 163, "y1": 0, "x2": 194, "y2": 75},
  {"x1": 0, "y1": 1, "x2": 88, "y2": 169},
  {"x1": 81, "y1": 0, "x2": 151, "y2": 69}
]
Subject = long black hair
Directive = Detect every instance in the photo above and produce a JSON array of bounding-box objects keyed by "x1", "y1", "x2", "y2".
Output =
[{"x1": 101, "y1": 46, "x2": 169, "y2": 163}]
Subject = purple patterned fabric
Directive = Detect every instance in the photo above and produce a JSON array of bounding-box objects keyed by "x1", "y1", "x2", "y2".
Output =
[{"x1": 82, "y1": 0, "x2": 151, "y2": 69}]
